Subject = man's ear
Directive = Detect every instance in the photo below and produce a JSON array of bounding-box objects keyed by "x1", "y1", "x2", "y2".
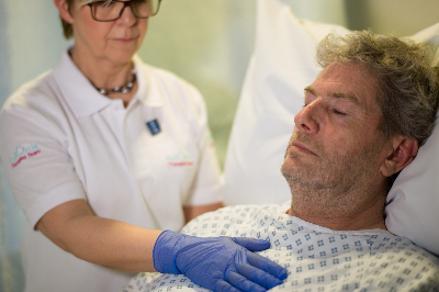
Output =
[
  {"x1": 53, "y1": 0, "x2": 74, "y2": 24},
  {"x1": 380, "y1": 136, "x2": 419, "y2": 177}
]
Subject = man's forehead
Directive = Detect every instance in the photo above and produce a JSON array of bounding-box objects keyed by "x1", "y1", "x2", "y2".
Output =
[{"x1": 310, "y1": 62, "x2": 380, "y2": 109}]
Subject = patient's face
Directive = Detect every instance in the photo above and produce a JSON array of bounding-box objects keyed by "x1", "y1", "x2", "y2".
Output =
[{"x1": 282, "y1": 61, "x2": 391, "y2": 197}]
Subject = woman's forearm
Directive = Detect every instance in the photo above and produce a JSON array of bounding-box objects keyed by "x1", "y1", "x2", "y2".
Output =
[{"x1": 37, "y1": 199, "x2": 161, "y2": 272}]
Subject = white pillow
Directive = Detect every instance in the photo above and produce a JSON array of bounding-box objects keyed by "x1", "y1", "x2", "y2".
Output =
[
  {"x1": 224, "y1": 0, "x2": 349, "y2": 205},
  {"x1": 224, "y1": 0, "x2": 439, "y2": 255}
]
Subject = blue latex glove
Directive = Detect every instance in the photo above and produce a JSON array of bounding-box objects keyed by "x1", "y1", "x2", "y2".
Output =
[{"x1": 153, "y1": 230, "x2": 287, "y2": 292}]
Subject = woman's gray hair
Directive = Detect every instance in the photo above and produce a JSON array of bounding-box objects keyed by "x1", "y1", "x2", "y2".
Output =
[{"x1": 317, "y1": 31, "x2": 439, "y2": 145}]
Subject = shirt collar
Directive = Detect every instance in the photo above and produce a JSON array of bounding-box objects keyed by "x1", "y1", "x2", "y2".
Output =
[
  {"x1": 131, "y1": 55, "x2": 164, "y2": 109},
  {"x1": 53, "y1": 51, "x2": 164, "y2": 118},
  {"x1": 53, "y1": 51, "x2": 112, "y2": 117}
]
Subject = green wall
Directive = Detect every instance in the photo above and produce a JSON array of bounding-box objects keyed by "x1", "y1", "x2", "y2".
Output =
[{"x1": 138, "y1": 0, "x2": 256, "y2": 163}]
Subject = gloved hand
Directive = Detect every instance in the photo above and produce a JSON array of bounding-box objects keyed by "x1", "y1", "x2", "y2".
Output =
[{"x1": 153, "y1": 230, "x2": 287, "y2": 292}]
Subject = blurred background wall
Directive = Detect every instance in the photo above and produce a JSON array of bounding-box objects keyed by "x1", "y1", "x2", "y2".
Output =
[
  {"x1": 345, "y1": 0, "x2": 439, "y2": 35},
  {"x1": 0, "y1": 1, "x2": 438, "y2": 291}
]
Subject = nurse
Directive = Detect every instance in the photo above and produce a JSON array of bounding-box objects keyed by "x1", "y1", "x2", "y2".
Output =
[{"x1": 0, "y1": 0, "x2": 287, "y2": 291}]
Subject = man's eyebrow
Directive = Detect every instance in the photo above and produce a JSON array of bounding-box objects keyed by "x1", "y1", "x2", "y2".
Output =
[
  {"x1": 304, "y1": 86, "x2": 360, "y2": 105},
  {"x1": 331, "y1": 92, "x2": 360, "y2": 105}
]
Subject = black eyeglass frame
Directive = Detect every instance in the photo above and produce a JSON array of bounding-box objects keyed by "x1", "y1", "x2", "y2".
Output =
[{"x1": 86, "y1": 0, "x2": 162, "y2": 22}]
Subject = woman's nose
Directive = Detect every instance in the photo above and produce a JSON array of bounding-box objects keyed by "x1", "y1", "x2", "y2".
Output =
[
  {"x1": 294, "y1": 101, "x2": 321, "y2": 134},
  {"x1": 118, "y1": 4, "x2": 138, "y2": 25}
]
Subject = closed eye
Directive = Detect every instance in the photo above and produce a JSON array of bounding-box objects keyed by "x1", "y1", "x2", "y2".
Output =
[{"x1": 332, "y1": 108, "x2": 347, "y2": 116}]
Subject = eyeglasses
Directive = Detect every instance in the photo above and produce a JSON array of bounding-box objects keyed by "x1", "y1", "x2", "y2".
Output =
[{"x1": 82, "y1": 0, "x2": 162, "y2": 22}]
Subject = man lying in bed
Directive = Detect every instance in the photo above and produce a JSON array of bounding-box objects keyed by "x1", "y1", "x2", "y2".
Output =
[{"x1": 126, "y1": 31, "x2": 439, "y2": 291}]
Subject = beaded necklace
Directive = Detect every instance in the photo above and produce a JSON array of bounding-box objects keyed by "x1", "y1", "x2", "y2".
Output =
[{"x1": 94, "y1": 70, "x2": 137, "y2": 95}]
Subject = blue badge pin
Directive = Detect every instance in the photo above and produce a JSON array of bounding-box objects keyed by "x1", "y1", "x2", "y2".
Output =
[{"x1": 146, "y1": 119, "x2": 161, "y2": 136}]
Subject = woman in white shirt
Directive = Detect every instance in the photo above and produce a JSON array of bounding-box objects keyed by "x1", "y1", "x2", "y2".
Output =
[{"x1": 0, "y1": 0, "x2": 287, "y2": 291}]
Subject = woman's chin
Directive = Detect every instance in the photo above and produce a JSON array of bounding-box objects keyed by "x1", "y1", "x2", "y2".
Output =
[{"x1": 104, "y1": 50, "x2": 137, "y2": 66}]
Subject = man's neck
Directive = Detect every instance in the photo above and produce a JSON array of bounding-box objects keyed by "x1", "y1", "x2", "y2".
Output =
[{"x1": 288, "y1": 187, "x2": 387, "y2": 231}]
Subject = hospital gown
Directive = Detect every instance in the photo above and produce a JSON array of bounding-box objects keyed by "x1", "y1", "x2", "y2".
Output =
[{"x1": 125, "y1": 204, "x2": 439, "y2": 291}]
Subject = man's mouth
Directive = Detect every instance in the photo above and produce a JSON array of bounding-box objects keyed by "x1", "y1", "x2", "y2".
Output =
[{"x1": 290, "y1": 141, "x2": 318, "y2": 156}]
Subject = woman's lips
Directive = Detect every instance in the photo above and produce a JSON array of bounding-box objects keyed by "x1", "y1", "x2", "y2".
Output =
[{"x1": 113, "y1": 35, "x2": 139, "y2": 42}]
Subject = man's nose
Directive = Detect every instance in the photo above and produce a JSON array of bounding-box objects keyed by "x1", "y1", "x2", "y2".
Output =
[{"x1": 294, "y1": 100, "x2": 322, "y2": 134}]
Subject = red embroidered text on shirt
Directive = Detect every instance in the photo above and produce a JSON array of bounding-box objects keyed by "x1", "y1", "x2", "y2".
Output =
[{"x1": 10, "y1": 144, "x2": 42, "y2": 168}]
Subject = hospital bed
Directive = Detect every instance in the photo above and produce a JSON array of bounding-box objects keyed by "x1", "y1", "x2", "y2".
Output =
[
  {"x1": 223, "y1": 0, "x2": 439, "y2": 257},
  {"x1": 127, "y1": 0, "x2": 439, "y2": 290}
]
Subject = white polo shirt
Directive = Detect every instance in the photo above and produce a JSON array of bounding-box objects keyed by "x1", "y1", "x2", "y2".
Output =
[{"x1": 0, "y1": 52, "x2": 223, "y2": 292}]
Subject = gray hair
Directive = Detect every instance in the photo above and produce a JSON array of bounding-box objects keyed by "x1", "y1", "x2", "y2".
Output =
[{"x1": 317, "y1": 31, "x2": 439, "y2": 145}]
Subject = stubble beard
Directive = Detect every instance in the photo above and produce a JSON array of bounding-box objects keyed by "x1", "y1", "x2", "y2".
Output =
[{"x1": 281, "y1": 136, "x2": 383, "y2": 218}]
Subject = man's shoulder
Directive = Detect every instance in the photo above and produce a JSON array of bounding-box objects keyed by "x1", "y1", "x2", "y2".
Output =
[{"x1": 370, "y1": 233, "x2": 439, "y2": 265}]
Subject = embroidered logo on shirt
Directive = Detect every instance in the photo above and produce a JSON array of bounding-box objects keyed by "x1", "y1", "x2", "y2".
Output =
[
  {"x1": 167, "y1": 151, "x2": 193, "y2": 167},
  {"x1": 10, "y1": 144, "x2": 42, "y2": 168}
]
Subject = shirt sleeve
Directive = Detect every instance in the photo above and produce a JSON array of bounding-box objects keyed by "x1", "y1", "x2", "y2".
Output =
[
  {"x1": 0, "y1": 103, "x2": 86, "y2": 228},
  {"x1": 183, "y1": 86, "x2": 224, "y2": 206}
]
